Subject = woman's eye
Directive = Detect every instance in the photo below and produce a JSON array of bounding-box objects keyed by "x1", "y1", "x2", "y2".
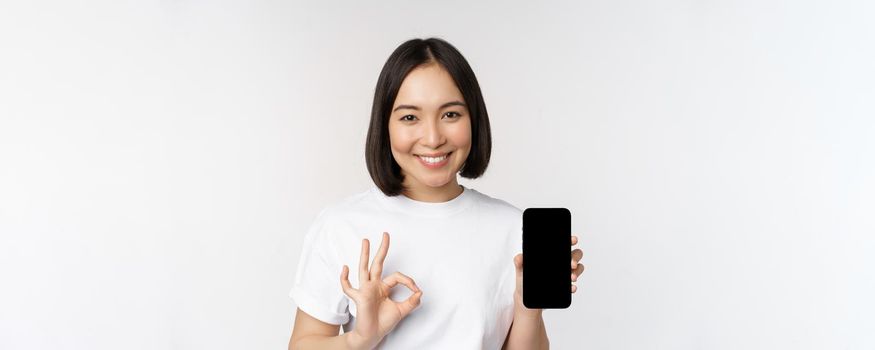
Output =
[{"x1": 400, "y1": 113, "x2": 460, "y2": 121}]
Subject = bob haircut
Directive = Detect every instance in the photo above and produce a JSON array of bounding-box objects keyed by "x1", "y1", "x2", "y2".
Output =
[{"x1": 366, "y1": 37, "x2": 492, "y2": 197}]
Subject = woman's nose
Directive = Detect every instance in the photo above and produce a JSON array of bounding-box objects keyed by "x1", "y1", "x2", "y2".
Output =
[{"x1": 420, "y1": 120, "x2": 444, "y2": 147}]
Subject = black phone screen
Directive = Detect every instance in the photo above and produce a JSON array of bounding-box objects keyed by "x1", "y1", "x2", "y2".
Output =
[{"x1": 522, "y1": 207, "x2": 571, "y2": 309}]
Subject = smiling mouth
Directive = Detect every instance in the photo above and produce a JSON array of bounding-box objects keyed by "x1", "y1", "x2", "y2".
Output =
[{"x1": 415, "y1": 151, "x2": 452, "y2": 164}]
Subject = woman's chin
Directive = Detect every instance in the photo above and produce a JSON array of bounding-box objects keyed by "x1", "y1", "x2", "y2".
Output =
[
  {"x1": 419, "y1": 176, "x2": 453, "y2": 188},
  {"x1": 404, "y1": 168, "x2": 459, "y2": 189},
  {"x1": 423, "y1": 180, "x2": 450, "y2": 188}
]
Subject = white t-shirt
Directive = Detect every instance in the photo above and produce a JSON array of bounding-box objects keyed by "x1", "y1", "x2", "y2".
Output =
[{"x1": 289, "y1": 184, "x2": 523, "y2": 349}]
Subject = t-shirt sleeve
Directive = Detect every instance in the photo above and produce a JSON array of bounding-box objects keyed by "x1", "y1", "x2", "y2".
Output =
[{"x1": 288, "y1": 208, "x2": 350, "y2": 325}]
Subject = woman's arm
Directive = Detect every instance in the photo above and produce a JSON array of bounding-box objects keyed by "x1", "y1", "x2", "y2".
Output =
[
  {"x1": 288, "y1": 308, "x2": 370, "y2": 350},
  {"x1": 505, "y1": 253, "x2": 551, "y2": 350},
  {"x1": 290, "y1": 332, "x2": 368, "y2": 350},
  {"x1": 501, "y1": 307, "x2": 549, "y2": 350},
  {"x1": 503, "y1": 233, "x2": 583, "y2": 349}
]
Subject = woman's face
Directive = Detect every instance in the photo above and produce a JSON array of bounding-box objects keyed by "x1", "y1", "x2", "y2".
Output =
[{"x1": 388, "y1": 63, "x2": 472, "y2": 193}]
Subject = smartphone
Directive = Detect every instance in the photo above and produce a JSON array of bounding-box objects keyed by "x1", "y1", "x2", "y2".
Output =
[{"x1": 522, "y1": 207, "x2": 571, "y2": 309}]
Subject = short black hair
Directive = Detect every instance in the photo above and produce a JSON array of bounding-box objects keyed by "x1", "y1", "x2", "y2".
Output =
[{"x1": 365, "y1": 37, "x2": 492, "y2": 197}]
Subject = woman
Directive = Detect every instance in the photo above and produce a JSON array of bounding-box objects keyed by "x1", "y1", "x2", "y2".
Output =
[{"x1": 288, "y1": 37, "x2": 585, "y2": 349}]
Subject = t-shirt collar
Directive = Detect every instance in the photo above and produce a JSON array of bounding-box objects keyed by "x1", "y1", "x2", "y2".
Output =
[{"x1": 373, "y1": 184, "x2": 475, "y2": 218}]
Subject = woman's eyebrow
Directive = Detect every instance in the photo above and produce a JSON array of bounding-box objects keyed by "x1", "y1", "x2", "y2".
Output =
[{"x1": 392, "y1": 100, "x2": 466, "y2": 112}]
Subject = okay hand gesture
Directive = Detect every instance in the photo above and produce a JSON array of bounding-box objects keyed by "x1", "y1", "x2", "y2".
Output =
[{"x1": 340, "y1": 232, "x2": 423, "y2": 350}]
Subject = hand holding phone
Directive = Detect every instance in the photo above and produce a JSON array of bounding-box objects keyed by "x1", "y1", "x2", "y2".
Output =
[{"x1": 522, "y1": 208, "x2": 572, "y2": 309}]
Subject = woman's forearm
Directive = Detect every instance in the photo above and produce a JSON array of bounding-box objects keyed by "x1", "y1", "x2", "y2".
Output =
[
  {"x1": 290, "y1": 332, "x2": 369, "y2": 350},
  {"x1": 502, "y1": 308, "x2": 549, "y2": 350}
]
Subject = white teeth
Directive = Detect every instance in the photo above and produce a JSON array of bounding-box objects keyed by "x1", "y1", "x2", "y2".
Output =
[{"x1": 418, "y1": 154, "x2": 448, "y2": 164}]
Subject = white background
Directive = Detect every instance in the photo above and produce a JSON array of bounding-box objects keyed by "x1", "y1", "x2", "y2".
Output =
[{"x1": 1, "y1": 1, "x2": 873, "y2": 349}]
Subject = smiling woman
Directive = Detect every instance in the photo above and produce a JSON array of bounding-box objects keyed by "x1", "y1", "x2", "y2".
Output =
[
  {"x1": 288, "y1": 38, "x2": 573, "y2": 350},
  {"x1": 365, "y1": 38, "x2": 492, "y2": 202}
]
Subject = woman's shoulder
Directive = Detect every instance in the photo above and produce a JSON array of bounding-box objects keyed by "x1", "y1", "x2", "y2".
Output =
[
  {"x1": 312, "y1": 187, "x2": 381, "y2": 222},
  {"x1": 467, "y1": 188, "x2": 523, "y2": 217}
]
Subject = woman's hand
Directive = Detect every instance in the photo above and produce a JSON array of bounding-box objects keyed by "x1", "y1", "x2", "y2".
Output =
[
  {"x1": 512, "y1": 234, "x2": 585, "y2": 312},
  {"x1": 340, "y1": 232, "x2": 423, "y2": 350}
]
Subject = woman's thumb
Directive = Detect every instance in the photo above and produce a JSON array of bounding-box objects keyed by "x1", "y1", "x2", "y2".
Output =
[{"x1": 514, "y1": 254, "x2": 523, "y2": 272}]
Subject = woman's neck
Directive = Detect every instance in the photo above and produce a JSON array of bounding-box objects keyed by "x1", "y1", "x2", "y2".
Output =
[{"x1": 401, "y1": 180, "x2": 464, "y2": 203}]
